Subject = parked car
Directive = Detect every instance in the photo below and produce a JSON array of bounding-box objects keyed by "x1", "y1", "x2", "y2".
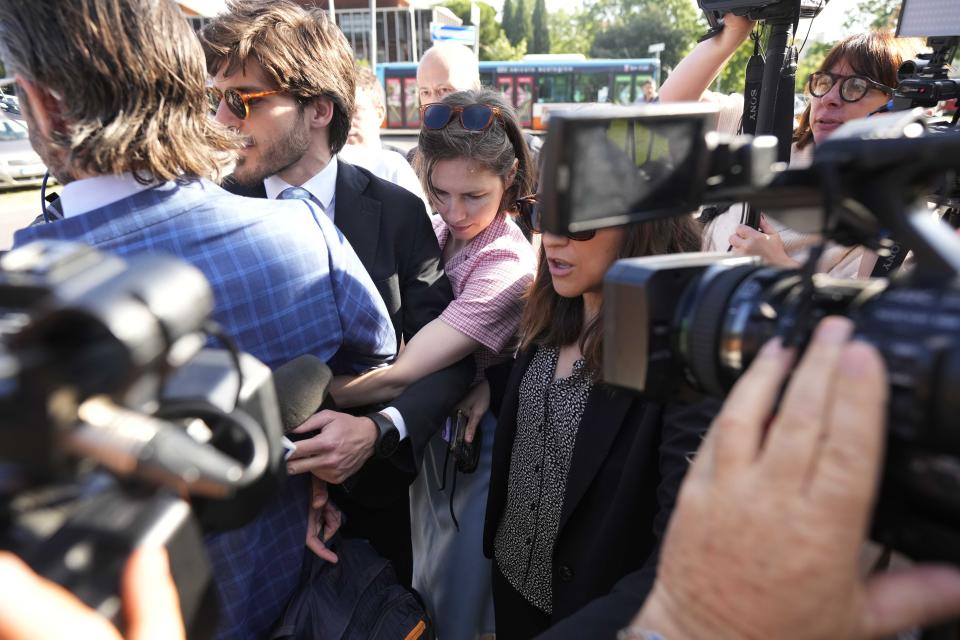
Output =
[{"x1": 0, "y1": 112, "x2": 47, "y2": 189}]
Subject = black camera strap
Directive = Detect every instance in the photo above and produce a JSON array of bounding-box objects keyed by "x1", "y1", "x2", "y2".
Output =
[
  {"x1": 742, "y1": 30, "x2": 764, "y2": 138},
  {"x1": 774, "y1": 44, "x2": 798, "y2": 164},
  {"x1": 869, "y1": 242, "x2": 908, "y2": 278}
]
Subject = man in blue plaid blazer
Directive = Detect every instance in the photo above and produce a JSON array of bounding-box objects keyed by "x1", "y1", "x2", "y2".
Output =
[{"x1": 2, "y1": 0, "x2": 395, "y2": 637}]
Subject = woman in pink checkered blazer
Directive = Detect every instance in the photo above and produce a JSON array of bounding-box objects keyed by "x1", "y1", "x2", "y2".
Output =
[{"x1": 327, "y1": 89, "x2": 538, "y2": 640}]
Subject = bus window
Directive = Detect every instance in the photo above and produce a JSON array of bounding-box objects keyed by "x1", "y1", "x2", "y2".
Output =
[
  {"x1": 385, "y1": 77, "x2": 404, "y2": 128},
  {"x1": 574, "y1": 71, "x2": 610, "y2": 103},
  {"x1": 536, "y1": 74, "x2": 573, "y2": 103},
  {"x1": 516, "y1": 76, "x2": 534, "y2": 128},
  {"x1": 403, "y1": 77, "x2": 420, "y2": 128},
  {"x1": 479, "y1": 71, "x2": 495, "y2": 87},
  {"x1": 613, "y1": 74, "x2": 634, "y2": 104},
  {"x1": 497, "y1": 76, "x2": 515, "y2": 105}
]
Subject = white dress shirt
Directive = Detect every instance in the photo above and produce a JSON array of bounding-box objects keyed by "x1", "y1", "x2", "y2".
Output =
[
  {"x1": 266, "y1": 156, "x2": 412, "y2": 442},
  {"x1": 60, "y1": 173, "x2": 158, "y2": 219},
  {"x1": 264, "y1": 156, "x2": 338, "y2": 221}
]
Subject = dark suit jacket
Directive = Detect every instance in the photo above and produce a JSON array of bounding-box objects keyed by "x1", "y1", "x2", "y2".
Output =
[
  {"x1": 225, "y1": 160, "x2": 473, "y2": 458},
  {"x1": 483, "y1": 346, "x2": 718, "y2": 639}
]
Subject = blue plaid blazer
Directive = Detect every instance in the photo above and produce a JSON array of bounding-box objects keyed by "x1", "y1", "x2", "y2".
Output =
[{"x1": 14, "y1": 178, "x2": 396, "y2": 639}]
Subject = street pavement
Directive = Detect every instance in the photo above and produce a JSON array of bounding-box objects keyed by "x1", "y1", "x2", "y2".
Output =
[{"x1": 0, "y1": 186, "x2": 48, "y2": 250}]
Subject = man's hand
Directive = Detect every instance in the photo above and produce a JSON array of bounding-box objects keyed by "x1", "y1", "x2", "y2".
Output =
[
  {"x1": 728, "y1": 217, "x2": 800, "y2": 269},
  {"x1": 0, "y1": 547, "x2": 185, "y2": 640},
  {"x1": 305, "y1": 476, "x2": 342, "y2": 563},
  {"x1": 633, "y1": 317, "x2": 960, "y2": 640},
  {"x1": 287, "y1": 410, "x2": 378, "y2": 483}
]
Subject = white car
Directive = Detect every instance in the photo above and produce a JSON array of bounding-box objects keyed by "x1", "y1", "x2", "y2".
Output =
[{"x1": 0, "y1": 113, "x2": 47, "y2": 189}]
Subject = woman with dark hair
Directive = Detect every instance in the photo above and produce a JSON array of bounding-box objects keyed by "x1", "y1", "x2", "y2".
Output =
[
  {"x1": 483, "y1": 206, "x2": 716, "y2": 638},
  {"x1": 660, "y1": 18, "x2": 915, "y2": 277},
  {"x1": 327, "y1": 88, "x2": 537, "y2": 640}
]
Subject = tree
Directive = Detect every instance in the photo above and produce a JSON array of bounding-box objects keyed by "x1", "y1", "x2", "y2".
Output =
[
  {"x1": 843, "y1": 0, "x2": 900, "y2": 31},
  {"x1": 548, "y1": 8, "x2": 595, "y2": 55},
  {"x1": 444, "y1": 0, "x2": 508, "y2": 61},
  {"x1": 531, "y1": 0, "x2": 550, "y2": 54},
  {"x1": 486, "y1": 33, "x2": 527, "y2": 60},
  {"x1": 501, "y1": 0, "x2": 517, "y2": 46},
  {"x1": 590, "y1": 1, "x2": 703, "y2": 72},
  {"x1": 514, "y1": 0, "x2": 533, "y2": 50}
]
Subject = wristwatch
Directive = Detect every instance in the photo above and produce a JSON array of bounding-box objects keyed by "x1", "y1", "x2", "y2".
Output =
[{"x1": 368, "y1": 411, "x2": 400, "y2": 458}]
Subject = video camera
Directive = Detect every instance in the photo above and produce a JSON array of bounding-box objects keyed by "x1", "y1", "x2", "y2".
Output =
[
  {"x1": 699, "y1": 0, "x2": 826, "y2": 26},
  {"x1": 0, "y1": 241, "x2": 288, "y2": 639},
  {"x1": 538, "y1": 93, "x2": 960, "y2": 563},
  {"x1": 894, "y1": 0, "x2": 960, "y2": 110}
]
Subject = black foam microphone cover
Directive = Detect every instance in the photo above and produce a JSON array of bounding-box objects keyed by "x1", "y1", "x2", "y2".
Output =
[{"x1": 272, "y1": 354, "x2": 333, "y2": 433}]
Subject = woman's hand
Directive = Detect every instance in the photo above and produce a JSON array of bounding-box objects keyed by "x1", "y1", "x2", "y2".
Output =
[
  {"x1": 456, "y1": 380, "x2": 490, "y2": 444},
  {"x1": 721, "y1": 13, "x2": 755, "y2": 43},
  {"x1": 728, "y1": 218, "x2": 801, "y2": 269}
]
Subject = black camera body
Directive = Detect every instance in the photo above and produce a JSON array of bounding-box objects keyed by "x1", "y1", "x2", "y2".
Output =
[
  {"x1": 538, "y1": 98, "x2": 960, "y2": 564},
  {"x1": 699, "y1": 0, "x2": 826, "y2": 25},
  {"x1": 0, "y1": 241, "x2": 286, "y2": 638}
]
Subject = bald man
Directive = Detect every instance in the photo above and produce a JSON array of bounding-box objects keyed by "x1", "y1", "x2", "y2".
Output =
[
  {"x1": 409, "y1": 42, "x2": 542, "y2": 169},
  {"x1": 416, "y1": 42, "x2": 481, "y2": 105}
]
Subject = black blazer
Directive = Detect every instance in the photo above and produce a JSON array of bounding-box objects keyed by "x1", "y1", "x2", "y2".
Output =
[
  {"x1": 483, "y1": 346, "x2": 717, "y2": 639},
  {"x1": 225, "y1": 160, "x2": 473, "y2": 464}
]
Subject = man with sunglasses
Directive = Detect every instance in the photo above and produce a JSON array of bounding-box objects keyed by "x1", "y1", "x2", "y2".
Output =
[
  {"x1": 1, "y1": 0, "x2": 396, "y2": 638},
  {"x1": 200, "y1": 0, "x2": 474, "y2": 617}
]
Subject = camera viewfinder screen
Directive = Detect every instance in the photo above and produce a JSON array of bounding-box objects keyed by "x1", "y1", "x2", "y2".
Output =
[{"x1": 540, "y1": 106, "x2": 713, "y2": 235}]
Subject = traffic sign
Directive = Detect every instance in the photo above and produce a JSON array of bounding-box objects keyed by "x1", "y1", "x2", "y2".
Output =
[
  {"x1": 648, "y1": 42, "x2": 665, "y2": 53},
  {"x1": 430, "y1": 23, "x2": 477, "y2": 45}
]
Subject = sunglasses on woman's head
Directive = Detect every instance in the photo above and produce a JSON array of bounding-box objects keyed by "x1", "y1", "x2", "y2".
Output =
[
  {"x1": 207, "y1": 87, "x2": 284, "y2": 120},
  {"x1": 807, "y1": 71, "x2": 893, "y2": 103},
  {"x1": 515, "y1": 194, "x2": 597, "y2": 241},
  {"x1": 420, "y1": 103, "x2": 503, "y2": 132}
]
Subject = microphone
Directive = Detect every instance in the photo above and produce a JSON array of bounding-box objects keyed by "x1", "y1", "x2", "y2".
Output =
[
  {"x1": 271, "y1": 354, "x2": 333, "y2": 433},
  {"x1": 70, "y1": 396, "x2": 267, "y2": 498}
]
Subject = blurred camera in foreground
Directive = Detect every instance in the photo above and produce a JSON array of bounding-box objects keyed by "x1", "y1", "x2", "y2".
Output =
[
  {"x1": 0, "y1": 241, "x2": 288, "y2": 639},
  {"x1": 539, "y1": 102, "x2": 960, "y2": 565}
]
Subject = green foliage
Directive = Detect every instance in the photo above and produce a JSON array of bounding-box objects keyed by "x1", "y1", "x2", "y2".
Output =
[
  {"x1": 589, "y1": 0, "x2": 704, "y2": 71},
  {"x1": 548, "y1": 9, "x2": 595, "y2": 55},
  {"x1": 531, "y1": 0, "x2": 550, "y2": 54},
  {"x1": 711, "y1": 37, "x2": 756, "y2": 95},
  {"x1": 485, "y1": 33, "x2": 527, "y2": 60},
  {"x1": 843, "y1": 0, "x2": 901, "y2": 31},
  {"x1": 502, "y1": 0, "x2": 518, "y2": 45},
  {"x1": 796, "y1": 40, "x2": 832, "y2": 92},
  {"x1": 444, "y1": 0, "x2": 508, "y2": 61},
  {"x1": 514, "y1": 0, "x2": 533, "y2": 49}
]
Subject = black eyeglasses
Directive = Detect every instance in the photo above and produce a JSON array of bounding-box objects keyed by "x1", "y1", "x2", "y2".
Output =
[
  {"x1": 807, "y1": 71, "x2": 893, "y2": 103},
  {"x1": 515, "y1": 194, "x2": 597, "y2": 241},
  {"x1": 420, "y1": 103, "x2": 503, "y2": 131},
  {"x1": 207, "y1": 87, "x2": 284, "y2": 120}
]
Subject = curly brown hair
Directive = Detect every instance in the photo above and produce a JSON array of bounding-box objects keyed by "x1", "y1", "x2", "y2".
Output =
[
  {"x1": 200, "y1": 0, "x2": 356, "y2": 154},
  {"x1": 0, "y1": 0, "x2": 239, "y2": 183}
]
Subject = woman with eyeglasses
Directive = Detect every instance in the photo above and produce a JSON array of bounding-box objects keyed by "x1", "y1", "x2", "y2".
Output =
[
  {"x1": 326, "y1": 88, "x2": 536, "y2": 640},
  {"x1": 482, "y1": 193, "x2": 714, "y2": 639},
  {"x1": 660, "y1": 18, "x2": 913, "y2": 277}
]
